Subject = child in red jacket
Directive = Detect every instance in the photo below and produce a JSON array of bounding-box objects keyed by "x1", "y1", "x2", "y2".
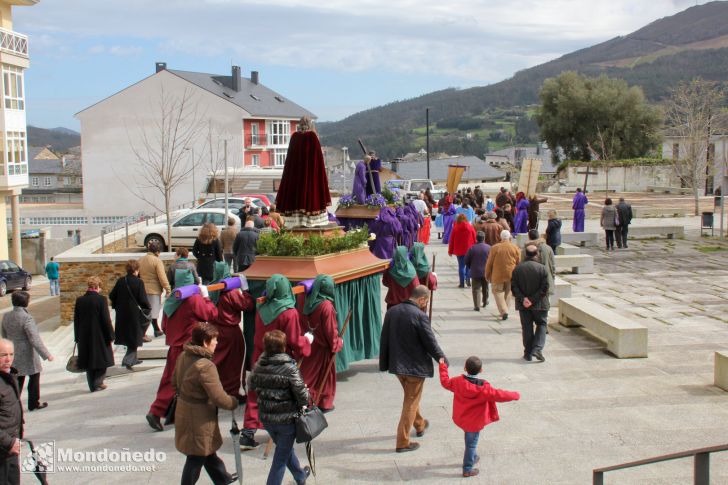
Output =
[{"x1": 439, "y1": 357, "x2": 520, "y2": 478}]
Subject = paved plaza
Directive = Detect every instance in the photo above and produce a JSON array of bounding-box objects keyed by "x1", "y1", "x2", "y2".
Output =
[{"x1": 12, "y1": 217, "x2": 728, "y2": 484}]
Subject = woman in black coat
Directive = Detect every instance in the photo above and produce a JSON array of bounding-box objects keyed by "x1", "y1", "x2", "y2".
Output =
[
  {"x1": 192, "y1": 222, "x2": 223, "y2": 284},
  {"x1": 73, "y1": 276, "x2": 115, "y2": 392},
  {"x1": 110, "y1": 260, "x2": 151, "y2": 370}
]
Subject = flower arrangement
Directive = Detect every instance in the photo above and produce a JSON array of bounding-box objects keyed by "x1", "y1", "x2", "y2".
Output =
[
  {"x1": 365, "y1": 193, "x2": 387, "y2": 209},
  {"x1": 338, "y1": 194, "x2": 357, "y2": 208},
  {"x1": 381, "y1": 186, "x2": 401, "y2": 205}
]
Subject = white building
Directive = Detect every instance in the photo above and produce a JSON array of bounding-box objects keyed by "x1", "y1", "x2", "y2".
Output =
[
  {"x1": 0, "y1": 0, "x2": 36, "y2": 262},
  {"x1": 76, "y1": 63, "x2": 315, "y2": 217}
]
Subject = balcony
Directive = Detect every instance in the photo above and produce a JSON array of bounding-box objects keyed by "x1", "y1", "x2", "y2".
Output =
[
  {"x1": 245, "y1": 134, "x2": 290, "y2": 148},
  {"x1": 0, "y1": 28, "x2": 28, "y2": 58}
]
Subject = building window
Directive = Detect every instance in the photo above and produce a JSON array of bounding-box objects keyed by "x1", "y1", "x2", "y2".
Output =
[
  {"x1": 672, "y1": 143, "x2": 679, "y2": 160},
  {"x1": 5, "y1": 131, "x2": 26, "y2": 175},
  {"x1": 44, "y1": 176, "x2": 51, "y2": 186},
  {"x1": 2, "y1": 65, "x2": 24, "y2": 110},
  {"x1": 250, "y1": 123, "x2": 260, "y2": 145},
  {"x1": 63, "y1": 176, "x2": 71, "y2": 186},
  {"x1": 251, "y1": 154, "x2": 259, "y2": 166},
  {"x1": 267, "y1": 120, "x2": 290, "y2": 146},
  {"x1": 31, "y1": 176, "x2": 38, "y2": 186},
  {"x1": 273, "y1": 149, "x2": 287, "y2": 167}
]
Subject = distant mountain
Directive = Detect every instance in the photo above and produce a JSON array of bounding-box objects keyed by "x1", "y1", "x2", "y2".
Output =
[
  {"x1": 27, "y1": 126, "x2": 81, "y2": 153},
  {"x1": 319, "y1": 1, "x2": 728, "y2": 160}
]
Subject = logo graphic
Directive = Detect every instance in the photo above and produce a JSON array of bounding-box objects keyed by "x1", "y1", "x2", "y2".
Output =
[{"x1": 21, "y1": 440, "x2": 55, "y2": 474}]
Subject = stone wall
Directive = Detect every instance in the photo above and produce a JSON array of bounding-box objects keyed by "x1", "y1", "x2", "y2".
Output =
[{"x1": 564, "y1": 164, "x2": 680, "y2": 192}]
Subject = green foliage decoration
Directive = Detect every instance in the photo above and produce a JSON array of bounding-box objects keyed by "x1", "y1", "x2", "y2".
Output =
[{"x1": 256, "y1": 226, "x2": 370, "y2": 257}]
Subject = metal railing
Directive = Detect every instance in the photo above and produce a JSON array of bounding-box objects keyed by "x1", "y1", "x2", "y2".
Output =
[
  {"x1": 0, "y1": 28, "x2": 28, "y2": 57},
  {"x1": 593, "y1": 443, "x2": 728, "y2": 485}
]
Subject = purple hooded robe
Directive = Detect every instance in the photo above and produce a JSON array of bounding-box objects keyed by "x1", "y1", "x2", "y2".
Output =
[
  {"x1": 370, "y1": 207, "x2": 402, "y2": 259},
  {"x1": 513, "y1": 198, "x2": 530, "y2": 234},
  {"x1": 572, "y1": 191, "x2": 589, "y2": 232},
  {"x1": 352, "y1": 161, "x2": 368, "y2": 204},
  {"x1": 441, "y1": 204, "x2": 457, "y2": 244}
]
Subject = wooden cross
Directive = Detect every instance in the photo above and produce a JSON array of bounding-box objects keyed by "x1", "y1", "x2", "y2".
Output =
[{"x1": 576, "y1": 168, "x2": 598, "y2": 192}]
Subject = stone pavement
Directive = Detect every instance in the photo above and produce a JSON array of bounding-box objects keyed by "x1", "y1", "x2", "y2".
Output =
[{"x1": 17, "y1": 218, "x2": 728, "y2": 484}]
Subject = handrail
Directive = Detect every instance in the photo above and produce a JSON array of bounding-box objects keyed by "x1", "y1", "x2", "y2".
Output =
[{"x1": 593, "y1": 443, "x2": 728, "y2": 485}]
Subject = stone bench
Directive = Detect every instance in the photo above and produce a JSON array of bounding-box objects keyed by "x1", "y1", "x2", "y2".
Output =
[
  {"x1": 558, "y1": 297, "x2": 648, "y2": 358},
  {"x1": 715, "y1": 352, "x2": 728, "y2": 392},
  {"x1": 556, "y1": 243, "x2": 580, "y2": 255},
  {"x1": 647, "y1": 185, "x2": 692, "y2": 195},
  {"x1": 554, "y1": 254, "x2": 594, "y2": 274},
  {"x1": 549, "y1": 277, "x2": 572, "y2": 305},
  {"x1": 560, "y1": 232, "x2": 599, "y2": 247},
  {"x1": 632, "y1": 207, "x2": 686, "y2": 218},
  {"x1": 627, "y1": 225, "x2": 684, "y2": 239}
]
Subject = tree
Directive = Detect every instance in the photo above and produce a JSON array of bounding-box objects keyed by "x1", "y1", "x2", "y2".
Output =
[
  {"x1": 664, "y1": 78, "x2": 726, "y2": 215},
  {"x1": 126, "y1": 87, "x2": 206, "y2": 249},
  {"x1": 536, "y1": 72, "x2": 661, "y2": 189}
]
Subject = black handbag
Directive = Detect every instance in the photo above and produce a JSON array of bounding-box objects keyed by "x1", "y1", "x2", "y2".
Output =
[
  {"x1": 295, "y1": 406, "x2": 328, "y2": 443},
  {"x1": 66, "y1": 343, "x2": 83, "y2": 373},
  {"x1": 164, "y1": 394, "x2": 178, "y2": 425},
  {"x1": 125, "y1": 277, "x2": 152, "y2": 324}
]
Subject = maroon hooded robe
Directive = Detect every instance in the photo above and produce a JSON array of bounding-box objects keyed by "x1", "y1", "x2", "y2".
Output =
[
  {"x1": 275, "y1": 130, "x2": 331, "y2": 216},
  {"x1": 211, "y1": 289, "x2": 255, "y2": 396},
  {"x1": 299, "y1": 300, "x2": 343, "y2": 410}
]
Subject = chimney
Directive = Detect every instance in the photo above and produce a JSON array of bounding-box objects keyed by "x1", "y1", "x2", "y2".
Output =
[
  {"x1": 231, "y1": 65, "x2": 241, "y2": 92},
  {"x1": 155, "y1": 62, "x2": 167, "y2": 73},
  {"x1": 251, "y1": 70, "x2": 259, "y2": 85}
]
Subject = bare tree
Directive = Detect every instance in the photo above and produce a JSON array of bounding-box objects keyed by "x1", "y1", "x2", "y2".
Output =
[
  {"x1": 665, "y1": 78, "x2": 725, "y2": 215},
  {"x1": 125, "y1": 86, "x2": 206, "y2": 249},
  {"x1": 204, "y1": 121, "x2": 226, "y2": 198}
]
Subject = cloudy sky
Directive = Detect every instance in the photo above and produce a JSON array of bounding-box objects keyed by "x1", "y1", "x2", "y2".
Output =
[{"x1": 15, "y1": 0, "x2": 702, "y2": 129}]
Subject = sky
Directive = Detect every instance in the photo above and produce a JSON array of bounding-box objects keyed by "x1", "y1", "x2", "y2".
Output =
[{"x1": 14, "y1": 0, "x2": 703, "y2": 130}]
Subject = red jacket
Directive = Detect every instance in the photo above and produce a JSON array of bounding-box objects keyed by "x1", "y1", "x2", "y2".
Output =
[
  {"x1": 448, "y1": 222, "x2": 477, "y2": 257},
  {"x1": 439, "y1": 362, "x2": 519, "y2": 432}
]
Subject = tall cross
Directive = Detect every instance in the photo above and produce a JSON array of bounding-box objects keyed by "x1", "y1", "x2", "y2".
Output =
[{"x1": 576, "y1": 168, "x2": 598, "y2": 192}]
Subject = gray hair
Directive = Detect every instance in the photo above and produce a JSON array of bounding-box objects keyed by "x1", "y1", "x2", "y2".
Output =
[{"x1": 500, "y1": 230, "x2": 512, "y2": 241}]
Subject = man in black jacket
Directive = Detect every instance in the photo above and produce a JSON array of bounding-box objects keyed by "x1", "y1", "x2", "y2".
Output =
[
  {"x1": 380, "y1": 285, "x2": 447, "y2": 453},
  {"x1": 0, "y1": 339, "x2": 22, "y2": 484},
  {"x1": 615, "y1": 198, "x2": 633, "y2": 249},
  {"x1": 511, "y1": 246, "x2": 550, "y2": 362},
  {"x1": 233, "y1": 220, "x2": 260, "y2": 272}
]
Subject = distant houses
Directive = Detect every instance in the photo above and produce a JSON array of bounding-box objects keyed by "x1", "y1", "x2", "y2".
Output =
[
  {"x1": 386, "y1": 155, "x2": 506, "y2": 183},
  {"x1": 23, "y1": 147, "x2": 82, "y2": 203}
]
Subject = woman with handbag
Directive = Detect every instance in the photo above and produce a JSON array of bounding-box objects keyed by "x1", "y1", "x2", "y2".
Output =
[
  {"x1": 173, "y1": 322, "x2": 238, "y2": 485},
  {"x1": 110, "y1": 260, "x2": 152, "y2": 370},
  {"x1": 600, "y1": 198, "x2": 618, "y2": 251},
  {"x1": 250, "y1": 329, "x2": 311, "y2": 485},
  {"x1": 73, "y1": 276, "x2": 115, "y2": 392}
]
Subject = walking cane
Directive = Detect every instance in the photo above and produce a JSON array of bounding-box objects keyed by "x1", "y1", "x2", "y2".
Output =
[{"x1": 428, "y1": 254, "x2": 436, "y2": 322}]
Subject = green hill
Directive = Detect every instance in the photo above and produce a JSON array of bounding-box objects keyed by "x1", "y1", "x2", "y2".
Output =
[
  {"x1": 319, "y1": 1, "x2": 728, "y2": 160},
  {"x1": 27, "y1": 126, "x2": 80, "y2": 154}
]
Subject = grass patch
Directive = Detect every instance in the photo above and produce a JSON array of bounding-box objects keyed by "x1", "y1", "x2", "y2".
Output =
[{"x1": 696, "y1": 245, "x2": 727, "y2": 253}]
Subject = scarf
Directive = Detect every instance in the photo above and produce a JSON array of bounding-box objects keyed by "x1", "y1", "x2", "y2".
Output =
[
  {"x1": 162, "y1": 269, "x2": 195, "y2": 317},
  {"x1": 303, "y1": 274, "x2": 335, "y2": 315},
  {"x1": 410, "y1": 242, "x2": 430, "y2": 279},
  {"x1": 257, "y1": 274, "x2": 296, "y2": 325},
  {"x1": 388, "y1": 246, "x2": 417, "y2": 287}
]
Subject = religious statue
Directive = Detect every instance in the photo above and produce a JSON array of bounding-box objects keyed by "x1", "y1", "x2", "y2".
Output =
[{"x1": 275, "y1": 116, "x2": 332, "y2": 227}]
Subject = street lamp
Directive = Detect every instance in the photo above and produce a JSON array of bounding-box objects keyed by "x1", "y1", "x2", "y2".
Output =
[{"x1": 184, "y1": 147, "x2": 196, "y2": 207}]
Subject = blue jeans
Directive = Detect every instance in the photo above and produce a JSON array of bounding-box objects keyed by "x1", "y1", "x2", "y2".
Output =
[
  {"x1": 456, "y1": 255, "x2": 470, "y2": 286},
  {"x1": 263, "y1": 422, "x2": 306, "y2": 485},
  {"x1": 463, "y1": 431, "x2": 480, "y2": 472},
  {"x1": 49, "y1": 279, "x2": 60, "y2": 296}
]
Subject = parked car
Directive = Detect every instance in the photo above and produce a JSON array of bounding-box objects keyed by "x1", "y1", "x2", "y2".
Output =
[
  {"x1": 134, "y1": 208, "x2": 240, "y2": 251},
  {"x1": 0, "y1": 260, "x2": 31, "y2": 296},
  {"x1": 232, "y1": 193, "x2": 273, "y2": 207},
  {"x1": 196, "y1": 197, "x2": 266, "y2": 212}
]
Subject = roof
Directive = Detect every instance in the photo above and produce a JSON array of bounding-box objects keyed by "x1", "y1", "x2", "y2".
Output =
[
  {"x1": 28, "y1": 147, "x2": 59, "y2": 162},
  {"x1": 390, "y1": 156, "x2": 506, "y2": 182},
  {"x1": 167, "y1": 69, "x2": 316, "y2": 119},
  {"x1": 28, "y1": 157, "x2": 82, "y2": 175}
]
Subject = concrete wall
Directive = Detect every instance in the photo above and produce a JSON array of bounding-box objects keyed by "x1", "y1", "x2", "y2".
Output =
[
  {"x1": 564, "y1": 164, "x2": 680, "y2": 192},
  {"x1": 77, "y1": 69, "x2": 247, "y2": 218}
]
